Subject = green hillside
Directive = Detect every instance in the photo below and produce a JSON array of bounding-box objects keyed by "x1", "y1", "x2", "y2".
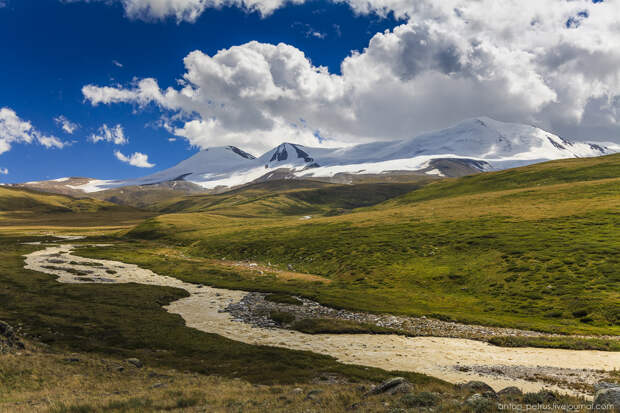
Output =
[{"x1": 76, "y1": 154, "x2": 620, "y2": 336}]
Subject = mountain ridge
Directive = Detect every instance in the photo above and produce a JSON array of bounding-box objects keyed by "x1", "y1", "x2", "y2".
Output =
[{"x1": 10, "y1": 117, "x2": 614, "y2": 194}]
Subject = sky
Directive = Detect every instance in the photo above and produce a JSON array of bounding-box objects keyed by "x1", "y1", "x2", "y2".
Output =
[{"x1": 1, "y1": 0, "x2": 619, "y2": 183}]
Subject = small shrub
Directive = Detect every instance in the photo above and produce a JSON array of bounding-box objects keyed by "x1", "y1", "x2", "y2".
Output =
[
  {"x1": 572, "y1": 309, "x2": 589, "y2": 318},
  {"x1": 269, "y1": 311, "x2": 295, "y2": 325},
  {"x1": 176, "y1": 396, "x2": 200, "y2": 408},
  {"x1": 265, "y1": 293, "x2": 302, "y2": 305},
  {"x1": 401, "y1": 392, "x2": 439, "y2": 408}
]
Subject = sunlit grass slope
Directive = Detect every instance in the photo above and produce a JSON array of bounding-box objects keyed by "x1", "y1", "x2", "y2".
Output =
[
  {"x1": 117, "y1": 154, "x2": 619, "y2": 335},
  {"x1": 0, "y1": 186, "x2": 152, "y2": 228},
  {"x1": 152, "y1": 180, "x2": 430, "y2": 216}
]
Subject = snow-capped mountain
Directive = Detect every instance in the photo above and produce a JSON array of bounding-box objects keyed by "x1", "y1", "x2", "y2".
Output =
[{"x1": 26, "y1": 117, "x2": 613, "y2": 193}]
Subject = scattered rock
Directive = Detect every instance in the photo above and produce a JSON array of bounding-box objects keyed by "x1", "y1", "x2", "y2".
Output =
[
  {"x1": 466, "y1": 393, "x2": 494, "y2": 410},
  {"x1": 368, "y1": 377, "x2": 408, "y2": 395},
  {"x1": 291, "y1": 388, "x2": 303, "y2": 394},
  {"x1": 466, "y1": 393, "x2": 484, "y2": 405},
  {"x1": 63, "y1": 357, "x2": 80, "y2": 363},
  {"x1": 126, "y1": 358, "x2": 143, "y2": 368},
  {"x1": 594, "y1": 387, "x2": 620, "y2": 410},
  {"x1": 497, "y1": 386, "x2": 523, "y2": 398},
  {"x1": 0, "y1": 320, "x2": 25, "y2": 353}
]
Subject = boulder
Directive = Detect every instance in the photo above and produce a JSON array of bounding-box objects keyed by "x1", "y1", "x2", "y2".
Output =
[
  {"x1": 594, "y1": 387, "x2": 620, "y2": 410},
  {"x1": 497, "y1": 386, "x2": 523, "y2": 398},
  {"x1": 368, "y1": 377, "x2": 408, "y2": 395},
  {"x1": 460, "y1": 381, "x2": 495, "y2": 395},
  {"x1": 595, "y1": 382, "x2": 619, "y2": 391}
]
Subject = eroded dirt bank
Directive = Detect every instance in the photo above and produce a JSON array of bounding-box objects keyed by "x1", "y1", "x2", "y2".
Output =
[{"x1": 24, "y1": 244, "x2": 620, "y2": 396}]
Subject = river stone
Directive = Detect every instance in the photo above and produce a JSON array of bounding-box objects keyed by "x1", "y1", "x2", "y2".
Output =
[
  {"x1": 369, "y1": 377, "x2": 408, "y2": 395},
  {"x1": 498, "y1": 386, "x2": 523, "y2": 398},
  {"x1": 460, "y1": 381, "x2": 495, "y2": 395},
  {"x1": 594, "y1": 387, "x2": 620, "y2": 410}
]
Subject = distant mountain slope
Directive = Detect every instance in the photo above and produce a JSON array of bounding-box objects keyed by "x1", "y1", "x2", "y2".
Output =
[
  {"x1": 14, "y1": 117, "x2": 614, "y2": 195},
  {"x1": 0, "y1": 186, "x2": 153, "y2": 227},
  {"x1": 0, "y1": 186, "x2": 116, "y2": 214},
  {"x1": 387, "y1": 152, "x2": 620, "y2": 206},
  {"x1": 152, "y1": 181, "x2": 428, "y2": 216}
]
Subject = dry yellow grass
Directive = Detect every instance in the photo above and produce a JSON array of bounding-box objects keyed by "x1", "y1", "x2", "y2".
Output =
[
  {"x1": 155, "y1": 247, "x2": 331, "y2": 284},
  {"x1": 0, "y1": 343, "x2": 453, "y2": 413}
]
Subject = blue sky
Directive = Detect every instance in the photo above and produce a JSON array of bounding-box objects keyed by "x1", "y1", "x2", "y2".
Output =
[
  {"x1": 1, "y1": 0, "x2": 619, "y2": 183},
  {"x1": 0, "y1": 0, "x2": 400, "y2": 182}
]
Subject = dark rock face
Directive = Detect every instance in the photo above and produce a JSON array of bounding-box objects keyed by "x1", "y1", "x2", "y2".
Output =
[
  {"x1": 228, "y1": 146, "x2": 256, "y2": 160},
  {"x1": 290, "y1": 144, "x2": 314, "y2": 163},
  {"x1": 270, "y1": 145, "x2": 289, "y2": 162},
  {"x1": 547, "y1": 136, "x2": 566, "y2": 150}
]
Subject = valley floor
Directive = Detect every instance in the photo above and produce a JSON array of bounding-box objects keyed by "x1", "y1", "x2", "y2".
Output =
[{"x1": 23, "y1": 242, "x2": 620, "y2": 397}]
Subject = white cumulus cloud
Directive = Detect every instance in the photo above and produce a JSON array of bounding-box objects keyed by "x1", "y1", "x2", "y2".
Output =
[
  {"x1": 114, "y1": 150, "x2": 155, "y2": 167},
  {"x1": 0, "y1": 107, "x2": 66, "y2": 154},
  {"x1": 64, "y1": 0, "x2": 305, "y2": 22},
  {"x1": 0, "y1": 168, "x2": 8, "y2": 175},
  {"x1": 89, "y1": 124, "x2": 128, "y2": 145},
  {"x1": 54, "y1": 115, "x2": 79, "y2": 134},
  {"x1": 82, "y1": 0, "x2": 620, "y2": 149}
]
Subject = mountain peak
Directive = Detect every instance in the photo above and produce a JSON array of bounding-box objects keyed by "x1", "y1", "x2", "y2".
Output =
[{"x1": 265, "y1": 142, "x2": 314, "y2": 165}]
